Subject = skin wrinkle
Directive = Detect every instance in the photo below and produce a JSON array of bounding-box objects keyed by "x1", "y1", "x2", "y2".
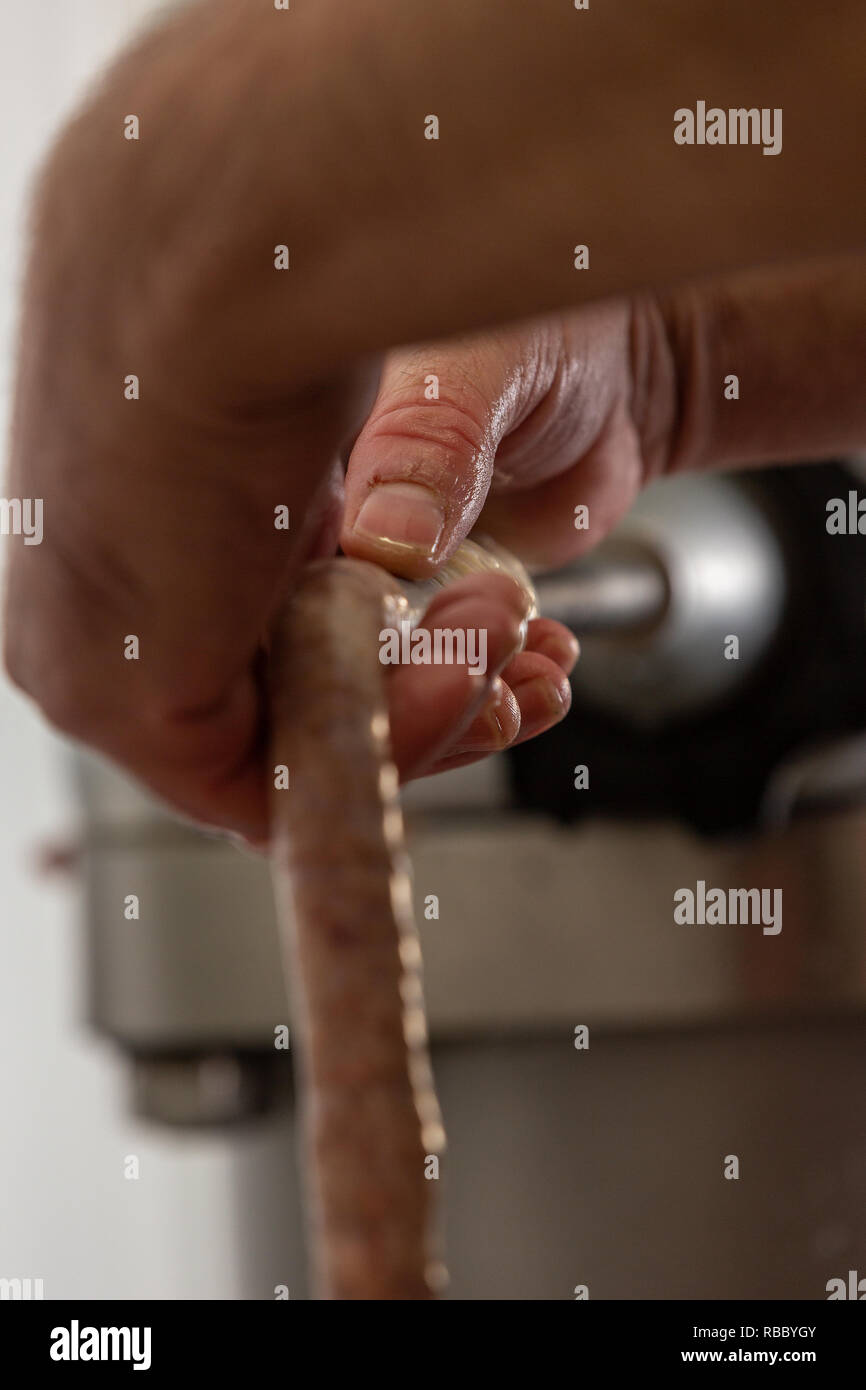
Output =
[
  {"x1": 493, "y1": 312, "x2": 625, "y2": 492},
  {"x1": 366, "y1": 410, "x2": 491, "y2": 470},
  {"x1": 649, "y1": 288, "x2": 708, "y2": 478},
  {"x1": 379, "y1": 346, "x2": 518, "y2": 454},
  {"x1": 358, "y1": 345, "x2": 533, "y2": 518},
  {"x1": 628, "y1": 291, "x2": 682, "y2": 486},
  {"x1": 358, "y1": 423, "x2": 490, "y2": 521},
  {"x1": 677, "y1": 289, "x2": 715, "y2": 475},
  {"x1": 489, "y1": 322, "x2": 572, "y2": 488}
]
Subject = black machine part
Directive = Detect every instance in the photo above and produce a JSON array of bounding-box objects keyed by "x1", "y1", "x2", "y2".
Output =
[{"x1": 509, "y1": 462, "x2": 866, "y2": 836}]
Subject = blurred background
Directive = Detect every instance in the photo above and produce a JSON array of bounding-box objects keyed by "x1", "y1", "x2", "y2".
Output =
[{"x1": 2, "y1": 1, "x2": 865, "y2": 1301}]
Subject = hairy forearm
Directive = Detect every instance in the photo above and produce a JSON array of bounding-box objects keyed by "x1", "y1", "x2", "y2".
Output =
[
  {"x1": 285, "y1": 0, "x2": 864, "y2": 366},
  {"x1": 227, "y1": 0, "x2": 866, "y2": 381},
  {"x1": 29, "y1": 0, "x2": 866, "y2": 413}
]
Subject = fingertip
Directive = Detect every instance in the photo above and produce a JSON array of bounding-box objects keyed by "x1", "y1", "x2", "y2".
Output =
[
  {"x1": 525, "y1": 618, "x2": 580, "y2": 674},
  {"x1": 448, "y1": 675, "x2": 521, "y2": 754},
  {"x1": 507, "y1": 660, "x2": 572, "y2": 742},
  {"x1": 422, "y1": 571, "x2": 534, "y2": 625},
  {"x1": 344, "y1": 481, "x2": 448, "y2": 576}
]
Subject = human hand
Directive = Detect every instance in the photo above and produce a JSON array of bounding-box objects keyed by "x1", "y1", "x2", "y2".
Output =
[{"x1": 5, "y1": 0, "x2": 866, "y2": 845}]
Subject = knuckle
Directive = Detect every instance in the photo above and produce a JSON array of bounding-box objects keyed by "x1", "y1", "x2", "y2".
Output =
[{"x1": 370, "y1": 399, "x2": 491, "y2": 464}]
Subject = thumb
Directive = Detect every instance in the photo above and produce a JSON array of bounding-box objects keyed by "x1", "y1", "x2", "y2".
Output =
[{"x1": 340, "y1": 329, "x2": 551, "y2": 578}]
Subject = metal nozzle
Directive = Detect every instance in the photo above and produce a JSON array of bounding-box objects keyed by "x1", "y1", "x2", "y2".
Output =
[{"x1": 533, "y1": 542, "x2": 669, "y2": 635}]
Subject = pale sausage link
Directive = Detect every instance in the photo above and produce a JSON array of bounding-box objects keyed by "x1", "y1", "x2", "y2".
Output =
[{"x1": 268, "y1": 557, "x2": 444, "y2": 1300}]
